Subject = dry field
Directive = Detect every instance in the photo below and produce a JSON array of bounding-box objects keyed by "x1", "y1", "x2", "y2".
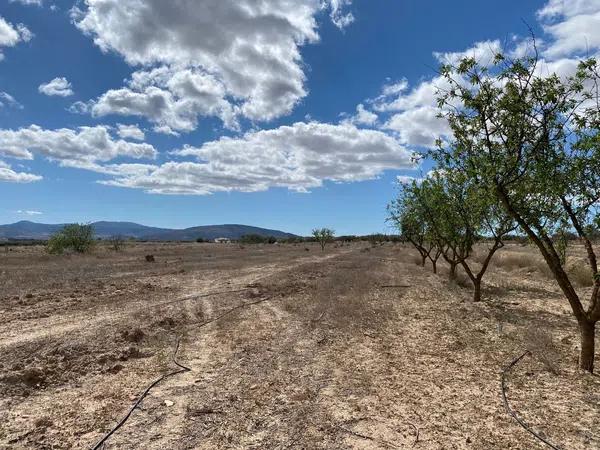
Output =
[{"x1": 0, "y1": 241, "x2": 599, "y2": 449}]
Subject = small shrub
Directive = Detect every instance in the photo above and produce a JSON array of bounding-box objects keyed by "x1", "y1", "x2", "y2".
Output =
[
  {"x1": 312, "y1": 228, "x2": 335, "y2": 251},
  {"x1": 454, "y1": 270, "x2": 472, "y2": 289},
  {"x1": 410, "y1": 253, "x2": 424, "y2": 266},
  {"x1": 46, "y1": 224, "x2": 95, "y2": 254},
  {"x1": 523, "y1": 327, "x2": 561, "y2": 375},
  {"x1": 494, "y1": 251, "x2": 552, "y2": 277},
  {"x1": 108, "y1": 235, "x2": 126, "y2": 252},
  {"x1": 567, "y1": 261, "x2": 594, "y2": 287}
]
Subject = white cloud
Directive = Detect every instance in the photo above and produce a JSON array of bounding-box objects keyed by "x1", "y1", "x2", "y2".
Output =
[
  {"x1": 0, "y1": 16, "x2": 32, "y2": 61},
  {"x1": 537, "y1": 0, "x2": 600, "y2": 19},
  {"x1": 17, "y1": 209, "x2": 43, "y2": 215},
  {"x1": 9, "y1": 0, "x2": 43, "y2": 6},
  {"x1": 433, "y1": 40, "x2": 502, "y2": 66},
  {"x1": 116, "y1": 124, "x2": 145, "y2": 141},
  {"x1": 538, "y1": 1, "x2": 600, "y2": 58},
  {"x1": 396, "y1": 175, "x2": 421, "y2": 185},
  {"x1": 342, "y1": 103, "x2": 378, "y2": 126},
  {"x1": 91, "y1": 66, "x2": 236, "y2": 133},
  {"x1": 100, "y1": 121, "x2": 413, "y2": 195},
  {"x1": 0, "y1": 160, "x2": 41, "y2": 183},
  {"x1": 0, "y1": 92, "x2": 23, "y2": 109},
  {"x1": 370, "y1": 73, "x2": 455, "y2": 148},
  {"x1": 38, "y1": 77, "x2": 74, "y2": 97},
  {"x1": 380, "y1": 79, "x2": 409, "y2": 97},
  {"x1": 328, "y1": 0, "x2": 355, "y2": 29},
  {"x1": 0, "y1": 125, "x2": 157, "y2": 169},
  {"x1": 373, "y1": 74, "x2": 451, "y2": 114},
  {"x1": 72, "y1": 0, "x2": 353, "y2": 131},
  {"x1": 383, "y1": 106, "x2": 451, "y2": 148}
]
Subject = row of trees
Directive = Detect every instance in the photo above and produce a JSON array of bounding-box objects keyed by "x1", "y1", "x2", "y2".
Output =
[
  {"x1": 389, "y1": 172, "x2": 516, "y2": 303},
  {"x1": 390, "y1": 46, "x2": 600, "y2": 372}
]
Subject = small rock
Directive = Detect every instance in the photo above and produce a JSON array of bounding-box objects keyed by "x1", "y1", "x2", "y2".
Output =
[{"x1": 165, "y1": 400, "x2": 174, "y2": 407}]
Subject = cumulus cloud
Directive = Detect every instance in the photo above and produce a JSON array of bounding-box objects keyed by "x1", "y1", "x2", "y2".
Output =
[
  {"x1": 0, "y1": 160, "x2": 41, "y2": 183},
  {"x1": 100, "y1": 121, "x2": 413, "y2": 194},
  {"x1": 0, "y1": 92, "x2": 23, "y2": 109},
  {"x1": 383, "y1": 106, "x2": 452, "y2": 148},
  {"x1": 365, "y1": 2, "x2": 600, "y2": 152},
  {"x1": 342, "y1": 103, "x2": 378, "y2": 126},
  {"x1": 370, "y1": 73, "x2": 454, "y2": 148},
  {"x1": 538, "y1": 0, "x2": 600, "y2": 59},
  {"x1": 72, "y1": 0, "x2": 353, "y2": 131},
  {"x1": 116, "y1": 124, "x2": 145, "y2": 141},
  {"x1": 433, "y1": 40, "x2": 502, "y2": 66},
  {"x1": 0, "y1": 16, "x2": 33, "y2": 61},
  {"x1": 38, "y1": 77, "x2": 74, "y2": 97},
  {"x1": 91, "y1": 66, "x2": 236, "y2": 133},
  {"x1": 0, "y1": 125, "x2": 157, "y2": 169}
]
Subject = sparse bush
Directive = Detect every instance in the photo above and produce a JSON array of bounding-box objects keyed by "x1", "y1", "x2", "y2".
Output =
[
  {"x1": 108, "y1": 235, "x2": 126, "y2": 252},
  {"x1": 494, "y1": 252, "x2": 552, "y2": 277},
  {"x1": 454, "y1": 270, "x2": 472, "y2": 289},
  {"x1": 312, "y1": 228, "x2": 335, "y2": 251},
  {"x1": 46, "y1": 224, "x2": 95, "y2": 255},
  {"x1": 524, "y1": 327, "x2": 561, "y2": 375},
  {"x1": 567, "y1": 261, "x2": 595, "y2": 287},
  {"x1": 409, "y1": 253, "x2": 424, "y2": 266}
]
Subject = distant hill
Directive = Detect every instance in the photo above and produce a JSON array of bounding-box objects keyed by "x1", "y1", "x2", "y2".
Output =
[{"x1": 0, "y1": 221, "x2": 298, "y2": 241}]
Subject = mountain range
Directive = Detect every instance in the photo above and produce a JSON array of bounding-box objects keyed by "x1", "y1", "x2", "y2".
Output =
[{"x1": 0, "y1": 221, "x2": 297, "y2": 241}]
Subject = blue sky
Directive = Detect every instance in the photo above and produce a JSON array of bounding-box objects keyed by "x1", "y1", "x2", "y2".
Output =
[{"x1": 0, "y1": 0, "x2": 592, "y2": 235}]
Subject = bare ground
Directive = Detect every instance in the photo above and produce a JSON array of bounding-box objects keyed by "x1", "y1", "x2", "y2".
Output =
[{"x1": 0, "y1": 242, "x2": 598, "y2": 449}]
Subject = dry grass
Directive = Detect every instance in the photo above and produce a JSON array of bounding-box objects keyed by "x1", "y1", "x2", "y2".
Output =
[
  {"x1": 409, "y1": 253, "x2": 424, "y2": 266},
  {"x1": 493, "y1": 250, "x2": 553, "y2": 277},
  {"x1": 523, "y1": 326, "x2": 561, "y2": 375},
  {"x1": 454, "y1": 269, "x2": 473, "y2": 289},
  {"x1": 566, "y1": 260, "x2": 595, "y2": 287}
]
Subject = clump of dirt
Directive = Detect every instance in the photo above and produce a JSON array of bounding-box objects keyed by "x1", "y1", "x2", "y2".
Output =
[{"x1": 120, "y1": 328, "x2": 145, "y2": 343}]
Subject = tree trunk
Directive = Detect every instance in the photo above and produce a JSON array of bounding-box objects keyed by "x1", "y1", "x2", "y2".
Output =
[
  {"x1": 473, "y1": 278, "x2": 482, "y2": 303},
  {"x1": 421, "y1": 254, "x2": 426, "y2": 267},
  {"x1": 580, "y1": 320, "x2": 596, "y2": 373},
  {"x1": 449, "y1": 262, "x2": 457, "y2": 281},
  {"x1": 432, "y1": 259, "x2": 437, "y2": 274}
]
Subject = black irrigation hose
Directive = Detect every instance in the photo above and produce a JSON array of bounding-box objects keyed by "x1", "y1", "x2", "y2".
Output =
[
  {"x1": 501, "y1": 351, "x2": 562, "y2": 450},
  {"x1": 91, "y1": 335, "x2": 191, "y2": 450},
  {"x1": 90, "y1": 295, "x2": 273, "y2": 449}
]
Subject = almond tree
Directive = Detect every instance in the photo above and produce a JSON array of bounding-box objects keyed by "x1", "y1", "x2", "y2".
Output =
[
  {"x1": 409, "y1": 174, "x2": 515, "y2": 301},
  {"x1": 388, "y1": 187, "x2": 441, "y2": 271},
  {"x1": 434, "y1": 48, "x2": 600, "y2": 372}
]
